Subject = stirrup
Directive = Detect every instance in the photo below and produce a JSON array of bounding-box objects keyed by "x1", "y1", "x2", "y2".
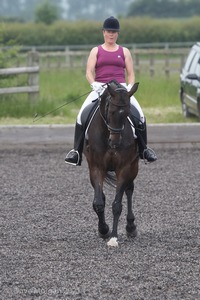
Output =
[
  {"x1": 65, "y1": 149, "x2": 80, "y2": 166},
  {"x1": 142, "y1": 147, "x2": 157, "y2": 164}
]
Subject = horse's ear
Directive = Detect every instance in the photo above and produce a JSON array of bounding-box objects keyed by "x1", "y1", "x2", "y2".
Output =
[{"x1": 128, "y1": 82, "x2": 139, "y2": 97}]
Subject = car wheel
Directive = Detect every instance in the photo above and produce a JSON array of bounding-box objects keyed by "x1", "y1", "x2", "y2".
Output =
[{"x1": 181, "y1": 100, "x2": 191, "y2": 118}]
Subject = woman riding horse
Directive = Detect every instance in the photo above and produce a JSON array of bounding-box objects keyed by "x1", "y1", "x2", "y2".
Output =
[
  {"x1": 84, "y1": 80, "x2": 140, "y2": 245},
  {"x1": 65, "y1": 16, "x2": 157, "y2": 166}
]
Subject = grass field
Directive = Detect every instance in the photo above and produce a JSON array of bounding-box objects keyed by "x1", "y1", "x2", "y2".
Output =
[{"x1": 0, "y1": 68, "x2": 198, "y2": 125}]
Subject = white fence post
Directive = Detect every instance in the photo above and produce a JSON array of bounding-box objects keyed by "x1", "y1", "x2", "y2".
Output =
[{"x1": 27, "y1": 51, "x2": 40, "y2": 103}]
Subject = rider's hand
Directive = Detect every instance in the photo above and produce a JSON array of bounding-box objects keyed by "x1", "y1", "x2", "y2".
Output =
[{"x1": 91, "y1": 82, "x2": 104, "y2": 94}]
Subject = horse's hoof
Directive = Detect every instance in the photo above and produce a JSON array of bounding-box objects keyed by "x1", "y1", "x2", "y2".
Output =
[
  {"x1": 99, "y1": 230, "x2": 110, "y2": 239},
  {"x1": 107, "y1": 237, "x2": 118, "y2": 247},
  {"x1": 98, "y1": 225, "x2": 110, "y2": 239},
  {"x1": 126, "y1": 228, "x2": 137, "y2": 238}
]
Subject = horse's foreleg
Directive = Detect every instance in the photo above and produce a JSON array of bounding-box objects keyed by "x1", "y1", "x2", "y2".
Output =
[
  {"x1": 107, "y1": 188, "x2": 124, "y2": 247},
  {"x1": 125, "y1": 182, "x2": 137, "y2": 238},
  {"x1": 91, "y1": 172, "x2": 109, "y2": 238},
  {"x1": 93, "y1": 189, "x2": 109, "y2": 238}
]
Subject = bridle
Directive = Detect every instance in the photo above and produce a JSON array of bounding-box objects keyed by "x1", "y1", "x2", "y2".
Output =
[
  {"x1": 99, "y1": 87, "x2": 130, "y2": 134},
  {"x1": 107, "y1": 87, "x2": 128, "y2": 107}
]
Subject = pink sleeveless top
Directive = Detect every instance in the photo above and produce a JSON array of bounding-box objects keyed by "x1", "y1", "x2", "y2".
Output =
[{"x1": 95, "y1": 45, "x2": 126, "y2": 83}]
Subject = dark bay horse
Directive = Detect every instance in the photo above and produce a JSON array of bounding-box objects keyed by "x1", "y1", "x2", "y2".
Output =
[{"x1": 83, "y1": 80, "x2": 139, "y2": 247}]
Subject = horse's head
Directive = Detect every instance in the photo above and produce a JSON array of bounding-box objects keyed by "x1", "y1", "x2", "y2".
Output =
[{"x1": 100, "y1": 80, "x2": 139, "y2": 149}]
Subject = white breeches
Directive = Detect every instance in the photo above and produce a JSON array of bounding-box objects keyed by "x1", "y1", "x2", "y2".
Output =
[{"x1": 77, "y1": 83, "x2": 145, "y2": 125}]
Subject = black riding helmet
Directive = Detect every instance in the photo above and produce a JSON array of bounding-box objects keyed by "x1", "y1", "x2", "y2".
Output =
[{"x1": 102, "y1": 16, "x2": 120, "y2": 32}]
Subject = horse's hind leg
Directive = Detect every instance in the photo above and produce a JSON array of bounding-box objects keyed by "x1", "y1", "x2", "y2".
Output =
[{"x1": 125, "y1": 182, "x2": 137, "y2": 238}]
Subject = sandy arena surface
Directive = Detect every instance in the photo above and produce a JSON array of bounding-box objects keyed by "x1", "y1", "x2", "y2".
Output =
[{"x1": 0, "y1": 144, "x2": 200, "y2": 299}]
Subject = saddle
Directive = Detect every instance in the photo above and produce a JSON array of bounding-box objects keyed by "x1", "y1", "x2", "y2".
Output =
[
  {"x1": 129, "y1": 105, "x2": 140, "y2": 129},
  {"x1": 81, "y1": 100, "x2": 140, "y2": 139},
  {"x1": 81, "y1": 80, "x2": 141, "y2": 137},
  {"x1": 81, "y1": 99, "x2": 99, "y2": 131}
]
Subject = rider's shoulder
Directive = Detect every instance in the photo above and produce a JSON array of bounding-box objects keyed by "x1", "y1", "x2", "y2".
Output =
[
  {"x1": 89, "y1": 46, "x2": 99, "y2": 58},
  {"x1": 122, "y1": 46, "x2": 130, "y2": 53},
  {"x1": 122, "y1": 47, "x2": 132, "y2": 58},
  {"x1": 90, "y1": 46, "x2": 98, "y2": 53}
]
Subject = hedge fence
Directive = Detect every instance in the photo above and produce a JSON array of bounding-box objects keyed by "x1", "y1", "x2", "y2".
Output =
[{"x1": 1, "y1": 16, "x2": 200, "y2": 47}]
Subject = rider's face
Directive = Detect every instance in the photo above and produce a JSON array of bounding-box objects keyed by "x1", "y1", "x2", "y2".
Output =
[{"x1": 103, "y1": 30, "x2": 119, "y2": 44}]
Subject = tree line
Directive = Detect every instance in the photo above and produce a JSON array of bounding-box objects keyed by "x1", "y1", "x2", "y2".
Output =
[
  {"x1": 129, "y1": 0, "x2": 200, "y2": 18},
  {"x1": 0, "y1": 0, "x2": 200, "y2": 24},
  {"x1": 1, "y1": 17, "x2": 199, "y2": 47},
  {"x1": 0, "y1": 0, "x2": 132, "y2": 23}
]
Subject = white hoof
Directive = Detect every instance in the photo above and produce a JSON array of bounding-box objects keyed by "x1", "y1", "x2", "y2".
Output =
[{"x1": 107, "y1": 237, "x2": 118, "y2": 247}]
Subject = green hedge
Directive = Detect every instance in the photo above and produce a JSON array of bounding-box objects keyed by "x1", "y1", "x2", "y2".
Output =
[{"x1": 1, "y1": 17, "x2": 200, "y2": 46}]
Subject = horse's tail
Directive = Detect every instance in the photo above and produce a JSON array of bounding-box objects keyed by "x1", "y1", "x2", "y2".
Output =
[{"x1": 105, "y1": 171, "x2": 117, "y2": 188}]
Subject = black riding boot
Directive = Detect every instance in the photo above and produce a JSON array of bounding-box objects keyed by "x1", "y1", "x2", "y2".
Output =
[
  {"x1": 136, "y1": 121, "x2": 157, "y2": 162},
  {"x1": 65, "y1": 123, "x2": 84, "y2": 166}
]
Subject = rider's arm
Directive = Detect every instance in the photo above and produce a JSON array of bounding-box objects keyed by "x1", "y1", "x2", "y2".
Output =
[
  {"x1": 86, "y1": 47, "x2": 98, "y2": 84},
  {"x1": 123, "y1": 47, "x2": 135, "y2": 86}
]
